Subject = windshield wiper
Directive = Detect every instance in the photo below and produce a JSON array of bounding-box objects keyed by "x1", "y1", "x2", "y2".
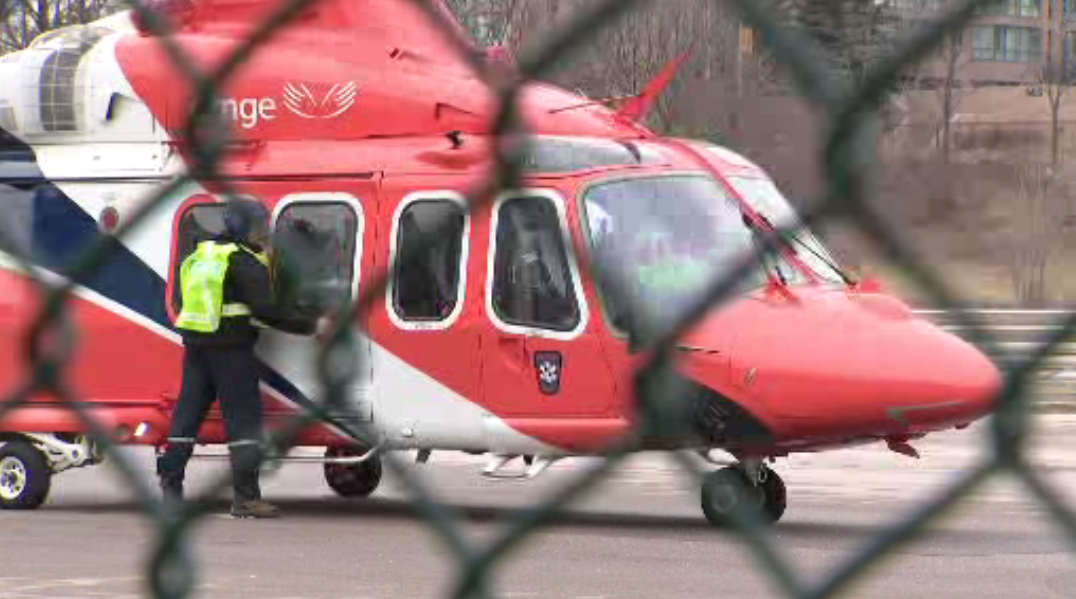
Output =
[
  {"x1": 756, "y1": 214, "x2": 855, "y2": 286},
  {"x1": 742, "y1": 213, "x2": 788, "y2": 286}
]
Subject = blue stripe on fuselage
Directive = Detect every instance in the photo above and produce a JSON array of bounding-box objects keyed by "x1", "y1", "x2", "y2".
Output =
[
  {"x1": 0, "y1": 132, "x2": 169, "y2": 326},
  {"x1": 29, "y1": 184, "x2": 171, "y2": 327},
  {"x1": 0, "y1": 134, "x2": 331, "y2": 426}
]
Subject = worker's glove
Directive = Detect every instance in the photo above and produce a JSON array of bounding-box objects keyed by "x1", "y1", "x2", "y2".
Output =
[{"x1": 314, "y1": 314, "x2": 336, "y2": 343}]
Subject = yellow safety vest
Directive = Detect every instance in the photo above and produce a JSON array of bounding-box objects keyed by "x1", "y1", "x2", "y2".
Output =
[{"x1": 174, "y1": 241, "x2": 267, "y2": 333}]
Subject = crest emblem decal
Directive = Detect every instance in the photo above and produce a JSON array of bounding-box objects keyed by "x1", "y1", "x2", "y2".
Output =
[{"x1": 534, "y1": 351, "x2": 563, "y2": 395}]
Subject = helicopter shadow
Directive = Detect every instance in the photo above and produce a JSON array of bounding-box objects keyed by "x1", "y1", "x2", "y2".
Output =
[{"x1": 39, "y1": 495, "x2": 890, "y2": 543}]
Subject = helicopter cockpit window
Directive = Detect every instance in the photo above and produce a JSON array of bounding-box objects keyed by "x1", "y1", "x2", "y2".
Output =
[
  {"x1": 728, "y1": 176, "x2": 845, "y2": 284},
  {"x1": 171, "y1": 203, "x2": 227, "y2": 314},
  {"x1": 582, "y1": 175, "x2": 770, "y2": 332},
  {"x1": 272, "y1": 202, "x2": 358, "y2": 318},
  {"x1": 392, "y1": 199, "x2": 466, "y2": 323},
  {"x1": 491, "y1": 196, "x2": 580, "y2": 332}
]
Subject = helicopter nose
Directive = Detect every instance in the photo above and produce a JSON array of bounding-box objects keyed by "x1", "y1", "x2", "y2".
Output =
[
  {"x1": 730, "y1": 291, "x2": 1001, "y2": 439},
  {"x1": 872, "y1": 324, "x2": 1000, "y2": 431}
]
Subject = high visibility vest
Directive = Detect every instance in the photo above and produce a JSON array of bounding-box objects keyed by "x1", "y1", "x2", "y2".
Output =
[{"x1": 174, "y1": 241, "x2": 268, "y2": 333}]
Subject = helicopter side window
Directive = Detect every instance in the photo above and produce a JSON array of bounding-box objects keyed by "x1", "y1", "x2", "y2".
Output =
[
  {"x1": 170, "y1": 203, "x2": 227, "y2": 315},
  {"x1": 491, "y1": 196, "x2": 580, "y2": 332},
  {"x1": 272, "y1": 201, "x2": 359, "y2": 319},
  {"x1": 391, "y1": 198, "x2": 467, "y2": 325}
]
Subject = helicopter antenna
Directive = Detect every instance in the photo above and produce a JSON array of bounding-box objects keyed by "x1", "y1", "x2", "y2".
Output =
[{"x1": 615, "y1": 48, "x2": 692, "y2": 123}]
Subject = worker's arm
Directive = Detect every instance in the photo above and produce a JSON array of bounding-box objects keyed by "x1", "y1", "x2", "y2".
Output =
[{"x1": 230, "y1": 251, "x2": 318, "y2": 335}]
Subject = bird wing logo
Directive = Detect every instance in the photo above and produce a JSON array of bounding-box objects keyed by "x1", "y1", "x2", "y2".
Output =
[{"x1": 282, "y1": 81, "x2": 358, "y2": 119}]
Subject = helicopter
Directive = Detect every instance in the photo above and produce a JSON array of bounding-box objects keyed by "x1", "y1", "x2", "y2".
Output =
[{"x1": 0, "y1": 0, "x2": 999, "y2": 525}]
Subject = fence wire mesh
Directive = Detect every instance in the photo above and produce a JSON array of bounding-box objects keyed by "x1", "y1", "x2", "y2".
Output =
[{"x1": 0, "y1": 0, "x2": 1069, "y2": 597}]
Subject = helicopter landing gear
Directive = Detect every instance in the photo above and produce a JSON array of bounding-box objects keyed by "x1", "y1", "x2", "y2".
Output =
[
  {"x1": 0, "y1": 434, "x2": 102, "y2": 510},
  {"x1": 700, "y1": 459, "x2": 786, "y2": 526},
  {"x1": 323, "y1": 446, "x2": 383, "y2": 498},
  {"x1": 0, "y1": 440, "x2": 50, "y2": 510}
]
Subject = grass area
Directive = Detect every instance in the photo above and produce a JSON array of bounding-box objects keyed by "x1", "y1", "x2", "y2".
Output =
[
  {"x1": 858, "y1": 261, "x2": 1017, "y2": 308},
  {"x1": 852, "y1": 255, "x2": 1076, "y2": 309}
]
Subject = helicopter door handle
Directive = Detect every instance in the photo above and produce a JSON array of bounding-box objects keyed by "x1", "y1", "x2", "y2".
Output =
[{"x1": 497, "y1": 335, "x2": 530, "y2": 372}]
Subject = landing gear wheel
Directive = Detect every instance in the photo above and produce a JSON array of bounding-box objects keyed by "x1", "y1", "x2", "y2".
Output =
[
  {"x1": 700, "y1": 466, "x2": 764, "y2": 527},
  {"x1": 761, "y1": 469, "x2": 787, "y2": 523},
  {"x1": 0, "y1": 441, "x2": 51, "y2": 510},
  {"x1": 323, "y1": 447, "x2": 382, "y2": 498}
]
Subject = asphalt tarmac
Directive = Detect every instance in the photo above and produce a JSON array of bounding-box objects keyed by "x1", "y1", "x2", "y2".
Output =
[{"x1": 3, "y1": 416, "x2": 1076, "y2": 599}]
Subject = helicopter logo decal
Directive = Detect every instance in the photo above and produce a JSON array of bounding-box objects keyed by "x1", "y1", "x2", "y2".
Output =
[
  {"x1": 282, "y1": 81, "x2": 359, "y2": 120},
  {"x1": 534, "y1": 352, "x2": 563, "y2": 395}
]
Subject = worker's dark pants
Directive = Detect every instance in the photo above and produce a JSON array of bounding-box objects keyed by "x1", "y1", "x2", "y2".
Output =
[{"x1": 157, "y1": 345, "x2": 264, "y2": 503}]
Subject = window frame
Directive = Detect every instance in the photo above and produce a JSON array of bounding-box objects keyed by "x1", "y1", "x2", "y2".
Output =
[
  {"x1": 1065, "y1": 31, "x2": 1076, "y2": 63},
  {"x1": 166, "y1": 195, "x2": 233, "y2": 322},
  {"x1": 270, "y1": 192, "x2": 365, "y2": 309},
  {"x1": 978, "y1": 0, "x2": 1040, "y2": 17},
  {"x1": 386, "y1": 191, "x2": 471, "y2": 331},
  {"x1": 485, "y1": 188, "x2": 589, "y2": 340},
  {"x1": 971, "y1": 25, "x2": 1041, "y2": 63}
]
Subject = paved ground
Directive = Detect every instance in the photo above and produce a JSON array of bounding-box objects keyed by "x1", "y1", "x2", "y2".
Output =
[{"x1": 4, "y1": 416, "x2": 1076, "y2": 599}]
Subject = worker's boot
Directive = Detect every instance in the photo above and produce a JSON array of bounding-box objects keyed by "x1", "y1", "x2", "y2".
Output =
[
  {"x1": 156, "y1": 444, "x2": 191, "y2": 505},
  {"x1": 230, "y1": 499, "x2": 281, "y2": 519},
  {"x1": 159, "y1": 480, "x2": 184, "y2": 505},
  {"x1": 228, "y1": 442, "x2": 279, "y2": 518}
]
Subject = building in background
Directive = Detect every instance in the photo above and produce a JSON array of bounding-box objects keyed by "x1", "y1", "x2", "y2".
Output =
[{"x1": 897, "y1": 0, "x2": 1076, "y2": 87}]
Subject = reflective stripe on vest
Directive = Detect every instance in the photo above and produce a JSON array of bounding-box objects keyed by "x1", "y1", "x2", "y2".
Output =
[
  {"x1": 175, "y1": 242, "x2": 265, "y2": 333},
  {"x1": 249, "y1": 250, "x2": 269, "y2": 267},
  {"x1": 222, "y1": 303, "x2": 252, "y2": 317}
]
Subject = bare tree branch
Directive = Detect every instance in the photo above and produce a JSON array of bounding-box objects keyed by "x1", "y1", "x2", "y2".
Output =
[
  {"x1": 1036, "y1": 51, "x2": 1076, "y2": 166},
  {"x1": 0, "y1": 0, "x2": 115, "y2": 55}
]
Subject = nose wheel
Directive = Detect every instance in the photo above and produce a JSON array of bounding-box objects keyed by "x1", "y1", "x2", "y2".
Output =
[{"x1": 700, "y1": 463, "x2": 786, "y2": 526}]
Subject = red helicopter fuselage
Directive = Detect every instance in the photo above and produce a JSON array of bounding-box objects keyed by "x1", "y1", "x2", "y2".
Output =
[{"x1": 0, "y1": 0, "x2": 999, "y2": 517}]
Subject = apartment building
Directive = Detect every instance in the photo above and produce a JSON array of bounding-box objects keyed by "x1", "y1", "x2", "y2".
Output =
[{"x1": 901, "y1": 0, "x2": 1076, "y2": 86}]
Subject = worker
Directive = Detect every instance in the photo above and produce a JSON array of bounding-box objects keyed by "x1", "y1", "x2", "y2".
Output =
[{"x1": 157, "y1": 198, "x2": 329, "y2": 519}]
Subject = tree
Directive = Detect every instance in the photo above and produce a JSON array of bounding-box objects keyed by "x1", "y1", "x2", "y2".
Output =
[
  {"x1": 582, "y1": 0, "x2": 743, "y2": 134},
  {"x1": 0, "y1": 0, "x2": 115, "y2": 55},
  {"x1": 885, "y1": 0, "x2": 974, "y2": 225},
  {"x1": 1036, "y1": 53, "x2": 1076, "y2": 167},
  {"x1": 1010, "y1": 165, "x2": 1071, "y2": 305},
  {"x1": 781, "y1": 0, "x2": 906, "y2": 167},
  {"x1": 894, "y1": 0, "x2": 975, "y2": 165},
  {"x1": 790, "y1": 0, "x2": 903, "y2": 89},
  {"x1": 444, "y1": 0, "x2": 746, "y2": 138},
  {"x1": 444, "y1": 0, "x2": 563, "y2": 49},
  {"x1": 932, "y1": 29, "x2": 971, "y2": 164}
]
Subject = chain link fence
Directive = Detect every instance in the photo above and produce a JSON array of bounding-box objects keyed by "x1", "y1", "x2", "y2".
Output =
[{"x1": 0, "y1": 0, "x2": 1070, "y2": 597}]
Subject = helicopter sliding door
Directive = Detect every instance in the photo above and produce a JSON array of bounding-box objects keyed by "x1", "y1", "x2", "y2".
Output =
[
  {"x1": 263, "y1": 192, "x2": 371, "y2": 422},
  {"x1": 165, "y1": 188, "x2": 373, "y2": 441}
]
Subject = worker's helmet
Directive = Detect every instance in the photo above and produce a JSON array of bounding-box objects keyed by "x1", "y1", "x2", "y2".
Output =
[{"x1": 223, "y1": 197, "x2": 271, "y2": 242}]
